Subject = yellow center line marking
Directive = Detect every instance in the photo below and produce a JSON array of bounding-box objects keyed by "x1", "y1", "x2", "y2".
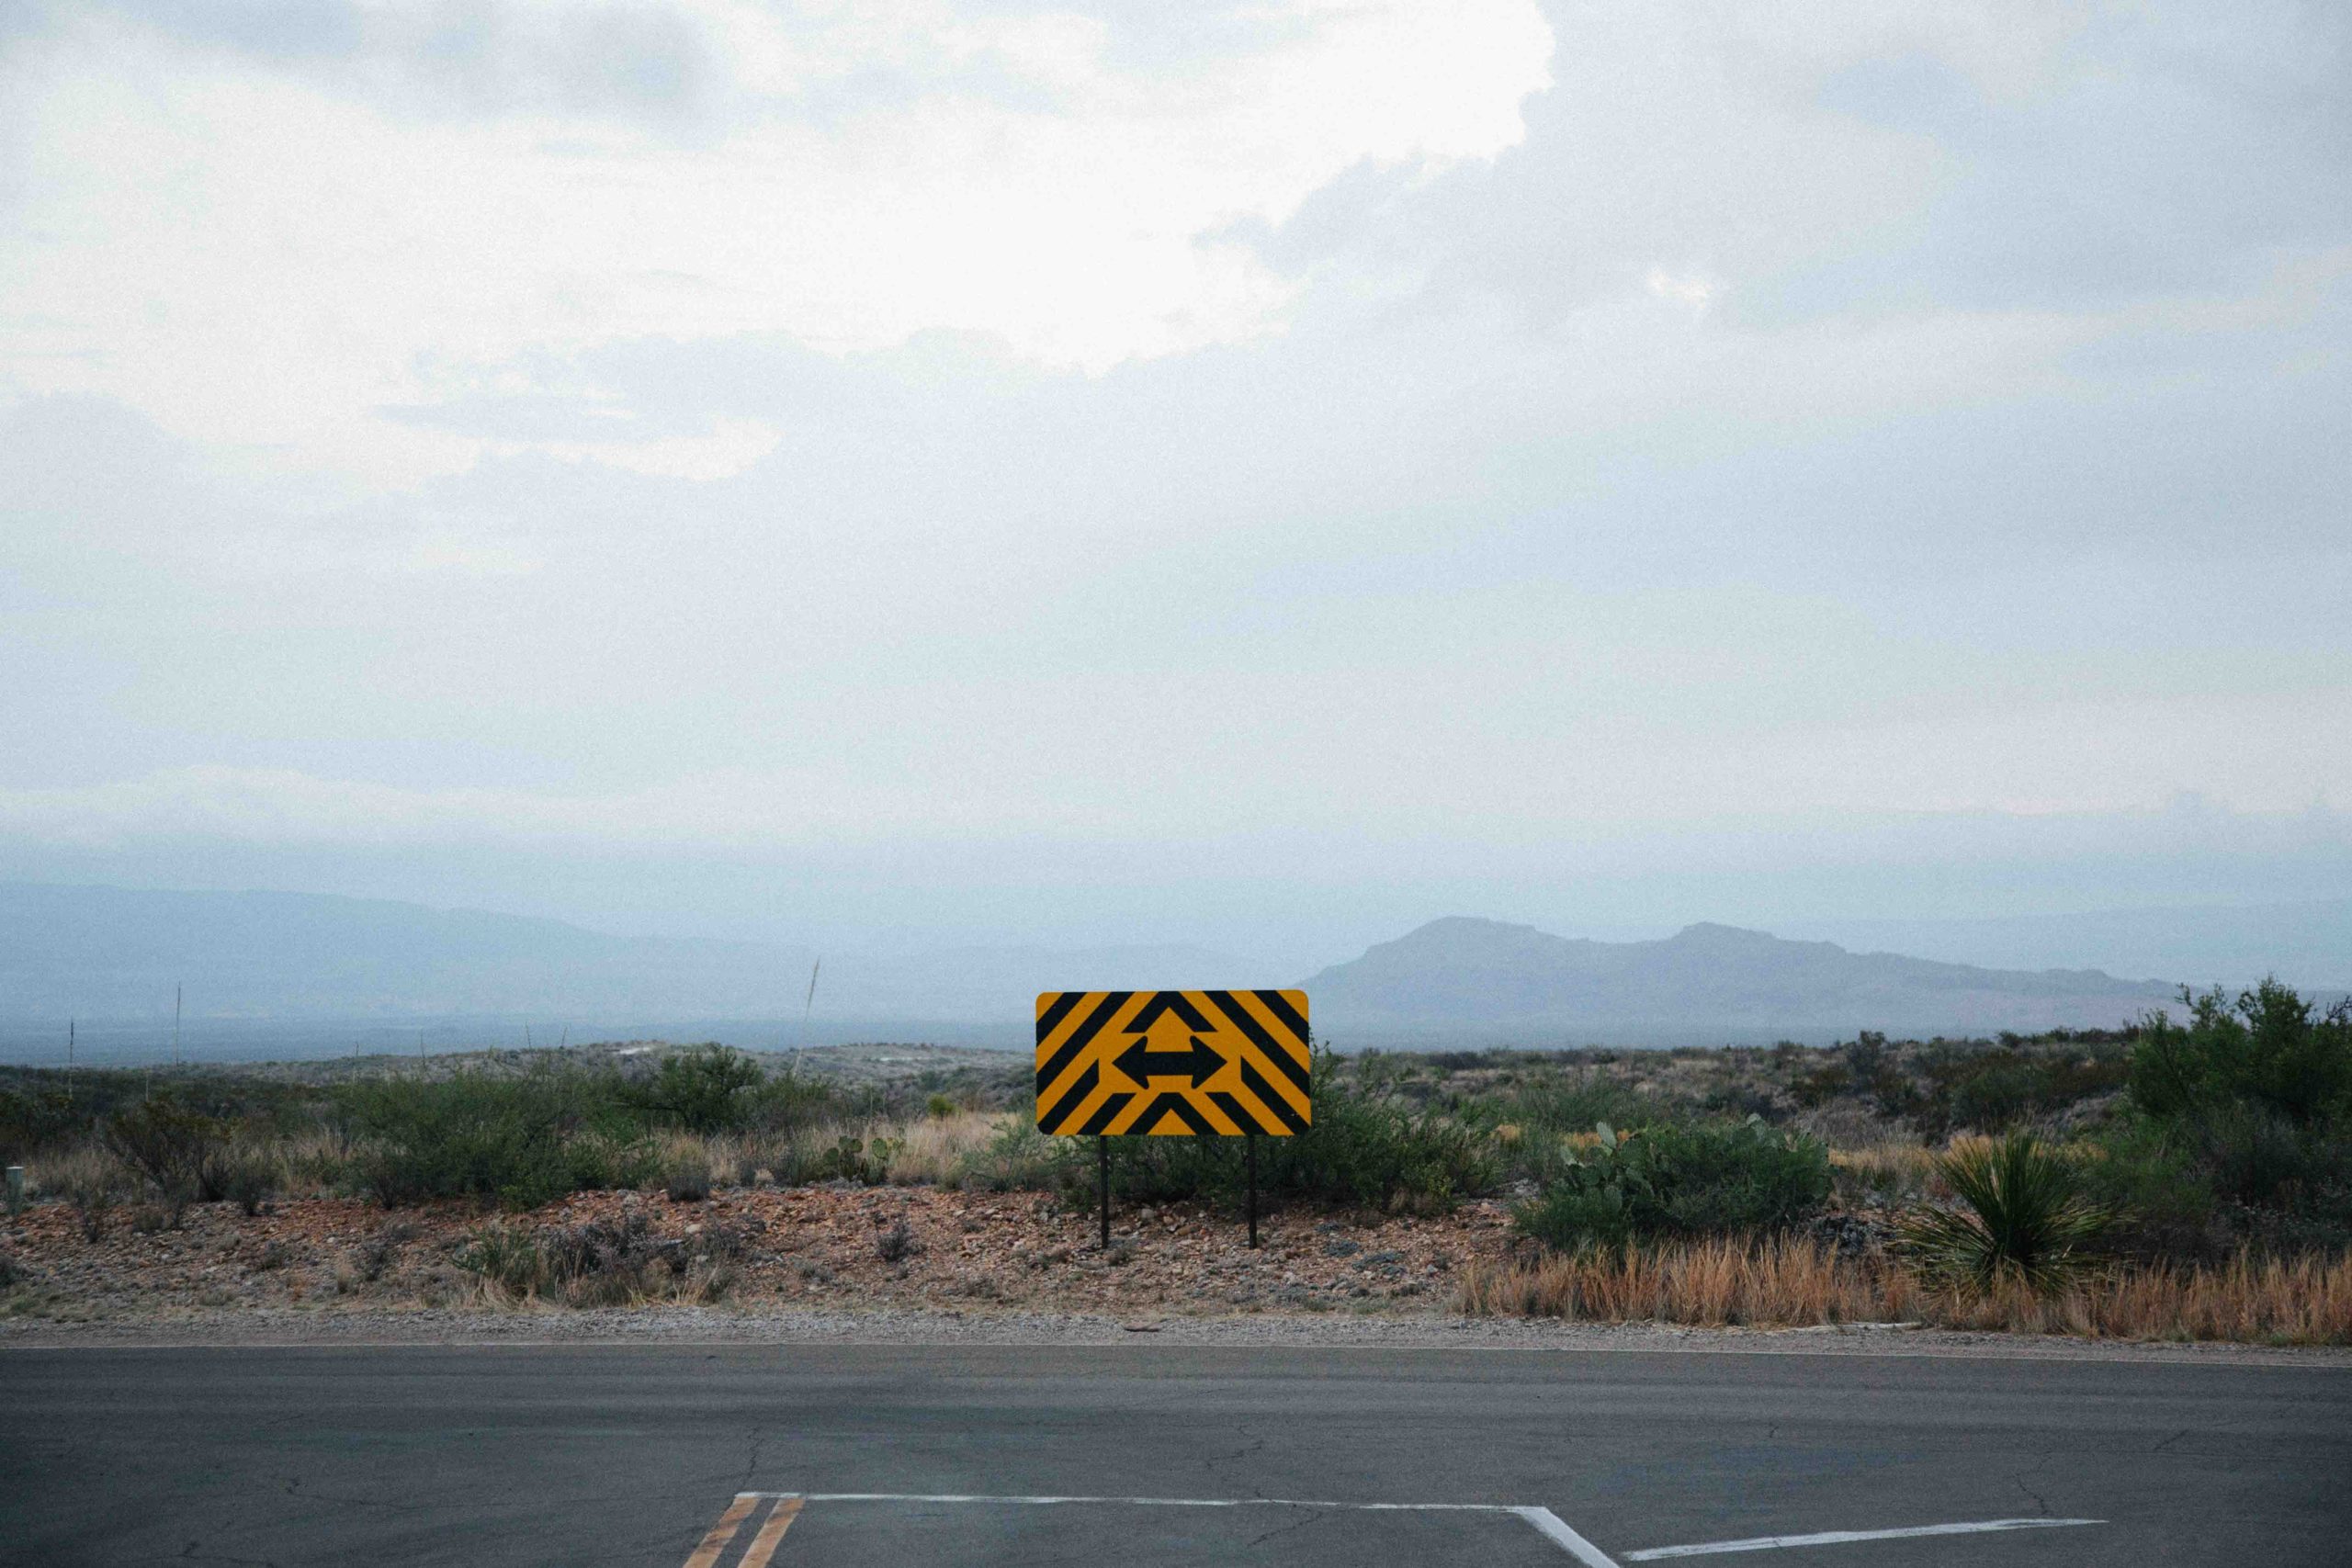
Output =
[
  {"x1": 735, "y1": 1496, "x2": 805, "y2": 1568},
  {"x1": 680, "y1": 1493, "x2": 761, "y2": 1568}
]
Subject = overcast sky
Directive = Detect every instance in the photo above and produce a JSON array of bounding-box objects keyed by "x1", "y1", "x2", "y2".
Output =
[{"x1": 2, "y1": 0, "x2": 2346, "y2": 965}]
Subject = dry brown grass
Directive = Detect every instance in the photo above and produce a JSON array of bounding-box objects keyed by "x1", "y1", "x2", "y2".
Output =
[
  {"x1": 1826, "y1": 1142, "x2": 1939, "y2": 1204},
  {"x1": 1459, "y1": 1236, "x2": 1920, "y2": 1328},
  {"x1": 1458, "y1": 1238, "x2": 2352, "y2": 1345},
  {"x1": 887, "y1": 1110, "x2": 1008, "y2": 1184},
  {"x1": 23, "y1": 1143, "x2": 133, "y2": 1205}
]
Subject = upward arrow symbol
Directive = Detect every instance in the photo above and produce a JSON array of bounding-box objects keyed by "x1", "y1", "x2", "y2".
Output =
[{"x1": 1113, "y1": 1033, "x2": 1225, "y2": 1089}]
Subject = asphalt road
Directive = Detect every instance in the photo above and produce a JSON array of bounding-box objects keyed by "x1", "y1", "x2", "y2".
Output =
[{"x1": 3, "y1": 1341, "x2": 2346, "y2": 1567}]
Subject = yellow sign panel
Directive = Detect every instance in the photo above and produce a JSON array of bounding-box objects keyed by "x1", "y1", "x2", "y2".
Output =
[{"x1": 1035, "y1": 989, "x2": 1311, "y2": 1136}]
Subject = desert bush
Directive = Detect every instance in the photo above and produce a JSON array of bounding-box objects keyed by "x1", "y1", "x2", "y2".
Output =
[
  {"x1": 1105, "y1": 1052, "x2": 1497, "y2": 1213},
  {"x1": 1499, "y1": 1070, "x2": 1661, "y2": 1140},
  {"x1": 0, "y1": 1083, "x2": 90, "y2": 1167},
  {"x1": 342, "y1": 1068, "x2": 658, "y2": 1209},
  {"x1": 1945, "y1": 1058, "x2": 2040, "y2": 1131},
  {"x1": 875, "y1": 1217, "x2": 916, "y2": 1263},
  {"x1": 353, "y1": 1222, "x2": 417, "y2": 1282},
  {"x1": 277, "y1": 1126, "x2": 359, "y2": 1194},
  {"x1": 1898, "y1": 1132, "x2": 2111, "y2": 1293},
  {"x1": 214, "y1": 1145, "x2": 277, "y2": 1215},
  {"x1": 454, "y1": 1224, "x2": 547, "y2": 1298},
  {"x1": 2101, "y1": 980, "x2": 2352, "y2": 1256},
  {"x1": 951, "y1": 1119, "x2": 1071, "y2": 1192},
  {"x1": 663, "y1": 1147, "x2": 713, "y2": 1202},
  {"x1": 1789, "y1": 1063, "x2": 1852, "y2": 1109},
  {"x1": 471, "y1": 1210, "x2": 747, "y2": 1307},
  {"x1": 743, "y1": 1068, "x2": 846, "y2": 1133},
  {"x1": 620, "y1": 1046, "x2": 765, "y2": 1134},
  {"x1": 1912, "y1": 1045, "x2": 2130, "y2": 1135},
  {"x1": 2131, "y1": 980, "x2": 2352, "y2": 1126},
  {"x1": 101, "y1": 1093, "x2": 235, "y2": 1202},
  {"x1": 1515, "y1": 1117, "x2": 1830, "y2": 1254},
  {"x1": 2081, "y1": 1121, "x2": 2223, "y2": 1259}
]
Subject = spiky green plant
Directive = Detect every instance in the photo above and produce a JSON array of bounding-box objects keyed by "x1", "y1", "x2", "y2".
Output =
[{"x1": 1899, "y1": 1132, "x2": 2113, "y2": 1294}]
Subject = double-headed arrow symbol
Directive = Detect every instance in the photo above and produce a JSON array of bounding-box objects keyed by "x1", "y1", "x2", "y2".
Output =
[{"x1": 1112, "y1": 1032, "x2": 1226, "y2": 1089}]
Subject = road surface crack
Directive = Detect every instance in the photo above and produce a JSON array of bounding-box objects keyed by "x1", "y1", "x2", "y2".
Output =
[
  {"x1": 278, "y1": 1477, "x2": 429, "y2": 1514},
  {"x1": 1245, "y1": 1506, "x2": 1328, "y2": 1551},
  {"x1": 177, "y1": 1542, "x2": 280, "y2": 1568},
  {"x1": 2011, "y1": 1447, "x2": 2056, "y2": 1517},
  {"x1": 735, "y1": 1427, "x2": 766, "y2": 1495}
]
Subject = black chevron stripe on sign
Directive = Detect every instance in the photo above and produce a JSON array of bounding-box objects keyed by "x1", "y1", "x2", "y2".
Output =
[{"x1": 1034, "y1": 989, "x2": 1311, "y2": 1137}]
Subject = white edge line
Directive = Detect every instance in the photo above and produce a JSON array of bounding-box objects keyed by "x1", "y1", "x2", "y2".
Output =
[
  {"x1": 1622, "y1": 1517, "x2": 2106, "y2": 1560},
  {"x1": 729, "y1": 1492, "x2": 1621, "y2": 1565}
]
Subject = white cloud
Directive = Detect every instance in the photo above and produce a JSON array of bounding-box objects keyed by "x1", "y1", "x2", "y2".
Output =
[{"x1": 0, "y1": 0, "x2": 1553, "y2": 488}]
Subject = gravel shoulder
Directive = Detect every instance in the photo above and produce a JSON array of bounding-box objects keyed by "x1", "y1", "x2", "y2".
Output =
[{"x1": 6, "y1": 1301, "x2": 2347, "y2": 1367}]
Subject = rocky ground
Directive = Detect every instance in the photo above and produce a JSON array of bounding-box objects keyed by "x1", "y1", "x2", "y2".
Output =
[{"x1": 0, "y1": 1183, "x2": 1494, "y2": 1325}]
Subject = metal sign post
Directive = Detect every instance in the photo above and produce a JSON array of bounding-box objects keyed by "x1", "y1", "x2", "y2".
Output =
[
  {"x1": 1247, "y1": 1134, "x2": 1259, "y2": 1248},
  {"x1": 1097, "y1": 1135, "x2": 1111, "y2": 1249}
]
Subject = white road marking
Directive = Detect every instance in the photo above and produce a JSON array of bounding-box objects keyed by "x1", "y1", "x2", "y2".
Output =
[
  {"x1": 733, "y1": 1491, "x2": 1624, "y2": 1564},
  {"x1": 1516, "y1": 1506, "x2": 1625, "y2": 1568},
  {"x1": 1623, "y1": 1517, "x2": 2106, "y2": 1559}
]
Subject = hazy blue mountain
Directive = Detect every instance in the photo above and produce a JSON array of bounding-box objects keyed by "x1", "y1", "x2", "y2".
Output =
[
  {"x1": 0, "y1": 883, "x2": 1256, "y2": 1036},
  {"x1": 1304, "y1": 917, "x2": 2184, "y2": 1045},
  {"x1": 1779, "y1": 898, "x2": 2352, "y2": 995}
]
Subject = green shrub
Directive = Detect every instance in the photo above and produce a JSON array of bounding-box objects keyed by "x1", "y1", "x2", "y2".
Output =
[
  {"x1": 0, "y1": 1084, "x2": 91, "y2": 1166},
  {"x1": 1947, "y1": 1059, "x2": 2040, "y2": 1131},
  {"x1": 1499, "y1": 1071, "x2": 1661, "y2": 1140},
  {"x1": 1898, "y1": 1132, "x2": 2111, "y2": 1294},
  {"x1": 952, "y1": 1120, "x2": 1073, "y2": 1192},
  {"x1": 1107, "y1": 1052, "x2": 1497, "y2": 1213},
  {"x1": 2106, "y1": 980, "x2": 2352, "y2": 1256},
  {"x1": 2082, "y1": 1121, "x2": 2223, "y2": 1261},
  {"x1": 1514, "y1": 1117, "x2": 1830, "y2": 1254},
  {"x1": 2131, "y1": 981, "x2": 2352, "y2": 1126},
  {"x1": 101, "y1": 1094, "x2": 235, "y2": 1202},
  {"x1": 214, "y1": 1145, "x2": 277, "y2": 1215},
  {"x1": 454, "y1": 1224, "x2": 547, "y2": 1297},
  {"x1": 1788, "y1": 1063, "x2": 1852, "y2": 1108},
  {"x1": 747, "y1": 1068, "x2": 846, "y2": 1133},
  {"x1": 619, "y1": 1046, "x2": 764, "y2": 1134},
  {"x1": 341, "y1": 1068, "x2": 658, "y2": 1210}
]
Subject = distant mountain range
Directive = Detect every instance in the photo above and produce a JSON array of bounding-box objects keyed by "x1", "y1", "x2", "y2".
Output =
[
  {"x1": 0, "y1": 882, "x2": 2335, "y2": 1062},
  {"x1": 0, "y1": 884, "x2": 1264, "y2": 1058},
  {"x1": 1302, "y1": 917, "x2": 2182, "y2": 1045}
]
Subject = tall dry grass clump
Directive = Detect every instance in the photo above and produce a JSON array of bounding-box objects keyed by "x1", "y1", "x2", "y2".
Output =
[
  {"x1": 1458, "y1": 1236, "x2": 1918, "y2": 1327},
  {"x1": 1459, "y1": 1238, "x2": 2352, "y2": 1345},
  {"x1": 888, "y1": 1111, "x2": 1008, "y2": 1185}
]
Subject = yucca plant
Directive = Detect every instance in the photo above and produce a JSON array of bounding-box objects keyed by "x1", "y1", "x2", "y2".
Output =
[{"x1": 1899, "y1": 1132, "x2": 2113, "y2": 1294}]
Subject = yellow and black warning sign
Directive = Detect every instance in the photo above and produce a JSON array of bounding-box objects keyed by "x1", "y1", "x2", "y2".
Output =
[{"x1": 1035, "y1": 989, "x2": 1310, "y2": 1137}]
